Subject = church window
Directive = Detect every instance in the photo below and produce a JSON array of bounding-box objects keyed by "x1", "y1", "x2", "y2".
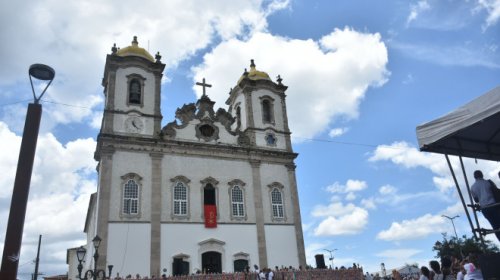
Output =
[
  {"x1": 228, "y1": 179, "x2": 246, "y2": 221},
  {"x1": 231, "y1": 186, "x2": 244, "y2": 217},
  {"x1": 200, "y1": 124, "x2": 215, "y2": 138},
  {"x1": 170, "y1": 176, "x2": 191, "y2": 220},
  {"x1": 265, "y1": 133, "x2": 277, "y2": 146},
  {"x1": 129, "y1": 79, "x2": 141, "y2": 104},
  {"x1": 123, "y1": 179, "x2": 139, "y2": 215},
  {"x1": 126, "y1": 74, "x2": 146, "y2": 106},
  {"x1": 260, "y1": 97, "x2": 275, "y2": 124},
  {"x1": 195, "y1": 123, "x2": 219, "y2": 142},
  {"x1": 201, "y1": 177, "x2": 219, "y2": 225},
  {"x1": 173, "y1": 182, "x2": 188, "y2": 216},
  {"x1": 271, "y1": 188, "x2": 284, "y2": 218}
]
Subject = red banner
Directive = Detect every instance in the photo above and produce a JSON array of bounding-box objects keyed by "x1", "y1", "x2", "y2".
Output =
[{"x1": 204, "y1": 205, "x2": 217, "y2": 228}]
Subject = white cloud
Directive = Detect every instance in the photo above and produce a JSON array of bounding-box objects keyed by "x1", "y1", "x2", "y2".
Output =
[
  {"x1": 361, "y1": 198, "x2": 377, "y2": 210},
  {"x1": 407, "y1": 0, "x2": 431, "y2": 26},
  {"x1": 345, "y1": 192, "x2": 357, "y2": 201},
  {"x1": 379, "y1": 185, "x2": 397, "y2": 195},
  {"x1": 368, "y1": 142, "x2": 454, "y2": 192},
  {"x1": 329, "y1": 127, "x2": 349, "y2": 138},
  {"x1": 368, "y1": 141, "x2": 500, "y2": 194},
  {"x1": 476, "y1": 0, "x2": 500, "y2": 29},
  {"x1": 192, "y1": 27, "x2": 389, "y2": 140},
  {"x1": 325, "y1": 180, "x2": 367, "y2": 203},
  {"x1": 326, "y1": 180, "x2": 367, "y2": 194},
  {"x1": 375, "y1": 248, "x2": 422, "y2": 259},
  {"x1": 376, "y1": 214, "x2": 447, "y2": 241},
  {"x1": 390, "y1": 41, "x2": 500, "y2": 69},
  {"x1": 0, "y1": 122, "x2": 97, "y2": 275},
  {"x1": 314, "y1": 207, "x2": 369, "y2": 236}
]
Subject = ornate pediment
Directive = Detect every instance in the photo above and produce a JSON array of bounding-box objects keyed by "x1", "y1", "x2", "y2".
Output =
[{"x1": 161, "y1": 95, "x2": 236, "y2": 140}]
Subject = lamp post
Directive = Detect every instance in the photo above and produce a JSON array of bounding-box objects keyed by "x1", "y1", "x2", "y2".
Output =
[
  {"x1": 323, "y1": 249, "x2": 337, "y2": 269},
  {"x1": 442, "y1": 215, "x2": 463, "y2": 257},
  {"x1": 76, "y1": 236, "x2": 113, "y2": 280},
  {"x1": 0, "y1": 64, "x2": 55, "y2": 280}
]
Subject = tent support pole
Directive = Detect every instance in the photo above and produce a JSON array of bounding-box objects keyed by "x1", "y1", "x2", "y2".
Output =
[
  {"x1": 445, "y1": 154, "x2": 478, "y2": 240},
  {"x1": 458, "y1": 156, "x2": 484, "y2": 245}
]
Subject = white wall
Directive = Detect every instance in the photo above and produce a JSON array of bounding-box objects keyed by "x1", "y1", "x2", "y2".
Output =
[
  {"x1": 108, "y1": 223, "x2": 151, "y2": 277},
  {"x1": 112, "y1": 66, "x2": 157, "y2": 135},
  {"x1": 110, "y1": 151, "x2": 152, "y2": 222},
  {"x1": 67, "y1": 248, "x2": 79, "y2": 280},
  {"x1": 114, "y1": 67, "x2": 156, "y2": 113},
  {"x1": 161, "y1": 223, "x2": 258, "y2": 274},
  {"x1": 264, "y1": 225, "x2": 299, "y2": 269},
  {"x1": 251, "y1": 89, "x2": 285, "y2": 130},
  {"x1": 162, "y1": 155, "x2": 255, "y2": 223},
  {"x1": 174, "y1": 119, "x2": 238, "y2": 145},
  {"x1": 259, "y1": 163, "x2": 293, "y2": 224}
]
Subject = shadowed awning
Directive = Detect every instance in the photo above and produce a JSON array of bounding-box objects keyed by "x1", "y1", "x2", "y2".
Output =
[{"x1": 416, "y1": 86, "x2": 500, "y2": 161}]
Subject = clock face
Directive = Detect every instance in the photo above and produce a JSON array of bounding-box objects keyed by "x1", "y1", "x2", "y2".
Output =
[{"x1": 125, "y1": 116, "x2": 144, "y2": 133}]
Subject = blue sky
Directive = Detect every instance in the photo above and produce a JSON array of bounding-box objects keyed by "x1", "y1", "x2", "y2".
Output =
[{"x1": 0, "y1": 0, "x2": 499, "y2": 278}]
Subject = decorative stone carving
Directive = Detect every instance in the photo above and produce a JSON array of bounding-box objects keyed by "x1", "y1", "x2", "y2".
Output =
[
  {"x1": 176, "y1": 103, "x2": 196, "y2": 125},
  {"x1": 161, "y1": 94, "x2": 238, "y2": 141},
  {"x1": 215, "y1": 108, "x2": 235, "y2": 130},
  {"x1": 160, "y1": 123, "x2": 176, "y2": 138}
]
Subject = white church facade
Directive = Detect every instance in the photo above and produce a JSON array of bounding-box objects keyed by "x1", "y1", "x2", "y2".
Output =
[{"x1": 69, "y1": 37, "x2": 306, "y2": 278}]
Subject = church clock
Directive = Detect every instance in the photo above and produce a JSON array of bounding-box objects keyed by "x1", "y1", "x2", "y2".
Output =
[{"x1": 125, "y1": 116, "x2": 144, "y2": 133}]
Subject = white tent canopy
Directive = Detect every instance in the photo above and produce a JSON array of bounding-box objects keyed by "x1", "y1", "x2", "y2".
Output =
[{"x1": 416, "y1": 86, "x2": 500, "y2": 161}]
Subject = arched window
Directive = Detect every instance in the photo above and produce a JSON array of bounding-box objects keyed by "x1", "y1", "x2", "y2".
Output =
[
  {"x1": 231, "y1": 186, "x2": 244, "y2": 217},
  {"x1": 129, "y1": 79, "x2": 142, "y2": 104},
  {"x1": 262, "y1": 99, "x2": 272, "y2": 123},
  {"x1": 271, "y1": 188, "x2": 284, "y2": 218},
  {"x1": 123, "y1": 179, "x2": 139, "y2": 214},
  {"x1": 174, "y1": 182, "x2": 188, "y2": 216}
]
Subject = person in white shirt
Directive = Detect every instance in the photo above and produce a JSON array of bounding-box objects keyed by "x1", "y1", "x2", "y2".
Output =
[{"x1": 419, "y1": 266, "x2": 430, "y2": 280}]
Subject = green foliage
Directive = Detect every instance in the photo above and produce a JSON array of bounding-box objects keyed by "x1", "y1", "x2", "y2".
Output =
[{"x1": 432, "y1": 233, "x2": 499, "y2": 259}]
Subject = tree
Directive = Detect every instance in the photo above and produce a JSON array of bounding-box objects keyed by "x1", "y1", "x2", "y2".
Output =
[{"x1": 433, "y1": 233, "x2": 499, "y2": 259}]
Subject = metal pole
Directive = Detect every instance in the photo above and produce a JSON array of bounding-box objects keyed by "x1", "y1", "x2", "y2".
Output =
[
  {"x1": 442, "y1": 215, "x2": 463, "y2": 257},
  {"x1": 0, "y1": 103, "x2": 42, "y2": 280},
  {"x1": 33, "y1": 235, "x2": 42, "y2": 280},
  {"x1": 444, "y1": 154, "x2": 478, "y2": 240}
]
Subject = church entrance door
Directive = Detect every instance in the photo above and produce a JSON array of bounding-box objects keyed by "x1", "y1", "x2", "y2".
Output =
[{"x1": 202, "y1": 251, "x2": 222, "y2": 274}]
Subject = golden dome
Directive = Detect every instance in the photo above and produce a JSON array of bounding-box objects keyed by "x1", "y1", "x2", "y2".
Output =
[
  {"x1": 116, "y1": 36, "x2": 155, "y2": 62},
  {"x1": 238, "y1": 59, "x2": 271, "y2": 83}
]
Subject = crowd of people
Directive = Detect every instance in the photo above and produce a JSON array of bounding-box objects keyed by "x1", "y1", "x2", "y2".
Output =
[
  {"x1": 108, "y1": 265, "x2": 364, "y2": 280},
  {"x1": 363, "y1": 253, "x2": 488, "y2": 280}
]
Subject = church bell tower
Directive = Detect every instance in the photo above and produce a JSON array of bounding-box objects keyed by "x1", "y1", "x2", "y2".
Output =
[
  {"x1": 226, "y1": 60, "x2": 292, "y2": 151},
  {"x1": 93, "y1": 37, "x2": 165, "y2": 271},
  {"x1": 100, "y1": 36, "x2": 166, "y2": 138}
]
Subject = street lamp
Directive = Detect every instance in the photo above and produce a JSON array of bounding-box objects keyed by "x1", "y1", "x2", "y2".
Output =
[
  {"x1": 76, "y1": 236, "x2": 113, "y2": 280},
  {"x1": 0, "y1": 64, "x2": 55, "y2": 280},
  {"x1": 442, "y1": 215, "x2": 463, "y2": 257},
  {"x1": 323, "y1": 249, "x2": 337, "y2": 269}
]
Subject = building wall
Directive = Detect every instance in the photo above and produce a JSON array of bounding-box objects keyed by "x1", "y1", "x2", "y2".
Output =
[
  {"x1": 107, "y1": 223, "x2": 151, "y2": 277},
  {"x1": 264, "y1": 225, "x2": 299, "y2": 269},
  {"x1": 251, "y1": 88, "x2": 285, "y2": 130},
  {"x1": 161, "y1": 223, "x2": 259, "y2": 273},
  {"x1": 260, "y1": 163, "x2": 294, "y2": 224},
  {"x1": 67, "y1": 248, "x2": 78, "y2": 280},
  {"x1": 173, "y1": 119, "x2": 238, "y2": 145},
  {"x1": 112, "y1": 66, "x2": 157, "y2": 136},
  {"x1": 109, "y1": 151, "x2": 153, "y2": 222},
  {"x1": 161, "y1": 155, "x2": 255, "y2": 223}
]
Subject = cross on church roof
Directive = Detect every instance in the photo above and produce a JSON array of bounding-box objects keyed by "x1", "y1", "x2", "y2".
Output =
[{"x1": 196, "y1": 78, "x2": 212, "y2": 96}]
